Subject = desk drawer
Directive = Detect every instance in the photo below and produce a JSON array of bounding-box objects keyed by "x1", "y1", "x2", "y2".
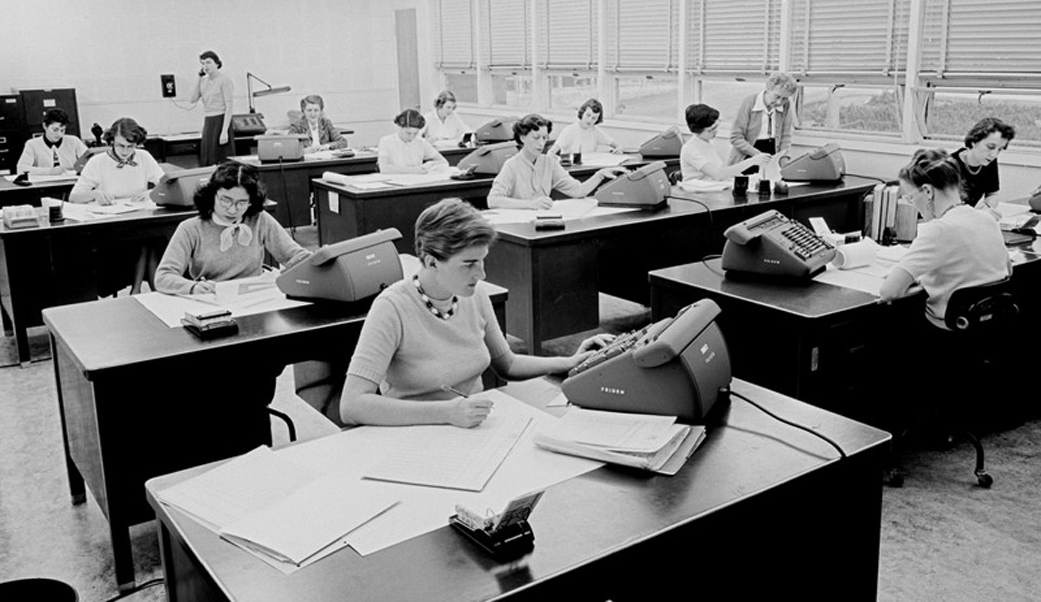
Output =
[
  {"x1": 0, "y1": 96, "x2": 24, "y2": 130},
  {"x1": 0, "y1": 130, "x2": 27, "y2": 174}
]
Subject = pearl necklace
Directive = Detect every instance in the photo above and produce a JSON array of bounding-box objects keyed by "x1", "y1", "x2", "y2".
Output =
[{"x1": 413, "y1": 274, "x2": 458, "y2": 320}]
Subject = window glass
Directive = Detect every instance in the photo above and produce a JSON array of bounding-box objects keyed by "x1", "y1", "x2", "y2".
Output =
[
  {"x1": 925, "y1": 90, "x2": 1041, "y2": 145},
  {"x1": 491, "y1": 74, "x2": 534, "y2": 108},
  {"x1": 700, "y1": 81, "x2": 765, "y2": 123},
  {"x1": 798, "y1": 85, "x2": 902, "y2": 135},
  {"x1": 548, "y1": 74, "x2": 598, "y2": 111},
  {"x1": 444, "y1": 73, "x2": 478, "y2": 104},
  {"x1": 614, "y1": 75, "x2": 677, "y2": 122}
]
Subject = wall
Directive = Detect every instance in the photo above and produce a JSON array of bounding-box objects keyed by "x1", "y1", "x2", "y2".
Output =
[{"x1": 0, "y1": 0, "x2": 436, "y2": 148}]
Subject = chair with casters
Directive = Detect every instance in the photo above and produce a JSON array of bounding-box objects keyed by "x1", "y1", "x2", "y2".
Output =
[{"x1": 940, "y1": 277, "x2": 1020, "y2": 488}]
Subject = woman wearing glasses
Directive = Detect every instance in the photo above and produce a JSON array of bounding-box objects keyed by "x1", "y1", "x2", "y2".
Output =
[
  {"x1": 729, "y1": 71, "x2": 798, "y2": 174},
  {"x1": 155, "y1": 161, "x2": 310, "y2": 294},
  {"x1": 16, "y1": 108, "x2": 88, "y2": 175}
]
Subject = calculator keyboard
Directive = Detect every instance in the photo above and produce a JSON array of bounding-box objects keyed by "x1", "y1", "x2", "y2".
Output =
[
  {"x1": 780, "y1": 222, "x2": 830, "y2": 260},
  {"x1": 568, "y1": 317, "x2": 675, "y2": 378}
]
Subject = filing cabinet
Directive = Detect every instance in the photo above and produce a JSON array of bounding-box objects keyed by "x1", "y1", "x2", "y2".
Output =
[
  {"x1": 0, "y1": 95, "x2": 27, "y2": 175},
  {"x1": 20, "y1": 88, "x2": 80, "y2": 138}
]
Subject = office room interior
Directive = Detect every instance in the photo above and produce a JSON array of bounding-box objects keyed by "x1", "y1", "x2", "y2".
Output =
[{"x1": 2, "y1": 0, "x2": 1041, "y2": 601}]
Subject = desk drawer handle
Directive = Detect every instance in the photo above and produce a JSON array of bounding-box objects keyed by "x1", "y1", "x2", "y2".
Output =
[
  {"x1": 0, "y1": 148, "x2": 9, "y2": 154},
  {"x1": 0, "y1": 136, "x2": 6, "y2": 144}
]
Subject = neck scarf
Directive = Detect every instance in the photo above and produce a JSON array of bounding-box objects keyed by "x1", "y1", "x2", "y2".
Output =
[
  {"x1": 212, "y1": 213, "x2": 254, "y2": 252},
  {"x1": 107, "y1": 148, "x2": 138, "y2": 168}
]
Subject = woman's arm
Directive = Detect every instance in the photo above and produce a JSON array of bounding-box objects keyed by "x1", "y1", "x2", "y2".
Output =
[
  {"x1": 68, "y1": 161, "x2": 111, "y2": 204},
  {"x1": 259, "y1": 212, "x2": 311, "y2": 267},
  {"x1": 219, "y1": 77, "x2": 234, "y2": 146},
  {"x1": 154, "y1": 222, "x2": 198, "y2": 294},
  {"x1": 188, "y1": 72, "x2": 202, "y2": 105},
  {"x1": 490, "y1": 334, "x2": 614, "y2": 380},
  {"x1": 340, "y1": 375, "x2": 493, "y2": 427},
  {"x1": 323, "y1": 118, "x2": 350, "y2": 150},
  {"x1": 487, "y1": 167, "x2": 552, "y2": 209},
  {"x1": 728, "y1": 96, "x2": 759, "y2": 159},
  {"x1": 879, "y1": 266, "x2": 915, "y2": 302},
  {"x1": 15, "y1": 141, "x2": 57, "y2": 175},
  {"x1": 420, "y1": 139, "x2": 448, "y2": 171},
  {"x1": 699, "y1": 154, "x2": 770, "y2": 181}
]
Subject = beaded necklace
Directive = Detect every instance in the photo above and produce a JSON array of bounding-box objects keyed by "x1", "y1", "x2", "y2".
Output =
[{"x1": 413, "y1": 274, "x2": 458, "y2": 320}]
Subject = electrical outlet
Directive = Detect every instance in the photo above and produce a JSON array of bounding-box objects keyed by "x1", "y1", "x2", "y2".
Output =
[{"x1": 160, "y1": 74, "x2": 176, "y2": 98}]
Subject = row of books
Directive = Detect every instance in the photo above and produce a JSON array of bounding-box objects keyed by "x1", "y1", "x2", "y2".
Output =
[{"x1": 864, "y1": 183, "x2": 918, "y2": 243}]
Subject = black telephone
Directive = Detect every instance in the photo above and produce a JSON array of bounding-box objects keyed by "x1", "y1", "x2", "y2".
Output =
[
  {"x1": 199, "y1": 69, "x2": 205, "y2": 77},
  {"x1": 721, "y1": 210, "x2": 836, "y2": 279}
]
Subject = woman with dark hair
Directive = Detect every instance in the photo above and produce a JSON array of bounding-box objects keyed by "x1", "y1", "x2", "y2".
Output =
[
  {"x1": 189, "y1": 50, "x2": 235, "y2": 165},
  {"x1": 377, "y1": 108, "x2": 448, "y2": 174},
  {"x1": 16, "y1": 108, "x2": 88, "y2": 175},
  {"x1": 287, "y1": 94, "x2": 350, "y2": 152},
  {"x1": 549, "y1": 98, "x2": 622, "y2": 156},
  {"x1": 951, "y1": 117, "x2": 1015, "y2": 209},
  {"x1": 880, "y1": 148, "x2": 1010, "y2": 327},
  {"x1": 680, "y1": 104, "x2": 769, "y2": 182},
  {"x1": 422, "y1": 90, "x2": 471, "y2": 148},
  {"x1": 339, "y1": 198, "x2": 612, "y2": 427},
  {"x1": 487, "y1": 114, "x2": 627, "y2": 210},
  {"x1": 154, "y1": 161, "x2": 310, "y2": 294}
]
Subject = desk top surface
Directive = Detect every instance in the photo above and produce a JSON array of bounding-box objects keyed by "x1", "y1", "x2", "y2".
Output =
[
  {"x1": 491, "y1": 176, "x2": 877, "y2": 246},
  {"x1": 0, "y1": 205, "x2": 195, "y2": 237},
  {"x1": 144, "y1": 377, "x2": 889, "y2": 602}
]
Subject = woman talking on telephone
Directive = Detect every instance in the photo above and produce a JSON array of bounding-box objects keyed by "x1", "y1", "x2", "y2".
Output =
[{"x1": 189, "y1": 50, "x2": 235, "y2": 166}]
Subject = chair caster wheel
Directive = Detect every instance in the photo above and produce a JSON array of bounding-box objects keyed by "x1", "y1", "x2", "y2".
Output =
[{"x1": 976, "y1": 471, "x2": 993, "y2": 488}]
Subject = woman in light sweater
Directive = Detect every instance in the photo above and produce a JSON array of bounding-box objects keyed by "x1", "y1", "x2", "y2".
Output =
[
  {"x1": 155, "y1": 161, "x2": 310, "y2": 294},
  {"x1": 339, "y1": 198, "x2": 613, "y2": 427}
]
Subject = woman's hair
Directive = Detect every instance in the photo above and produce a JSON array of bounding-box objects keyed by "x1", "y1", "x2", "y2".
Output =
[
  {"x1": 434, "y1": 90, "x2": 457, "y2": 109},
  {"x1": 898, "y1": 148, "x2": 962, "y2": 192},
  {"x1": 685, "y1": 104, "x2": 719, "y2": 134},
  {"x1": 765, "y1": 71, "x2": 798, "y2": 95},
  {"x1": 964, "y1": 117, "x2": 1016, "y2": 148},
  {"x1": 414, "y1": 198, "x2": 497, "y2": 261},
  {"x1": 199, "y1": 50, "x2": 222, "y2": 69},
  {"x1": 103, "y1": 117, "x2": 148, "y2": 145},
  {"x1": 513, "y1": 114, "x2": 553, "y2": 144},
  {"x1": 300, "y1": 94, "x2": 325, "y2": 111},
  {"x1": 577, "y1": 98, "x2": 604, "y2": 124},
  {"x1": 193, "y1": 161, "x2": 267, "y2": 220},
  {"x1": 394, "y1": 109, "x2": 426, "y2": 129},
  {"x1": 43, "y1": 108, "x2": 70, "y2": 127}
]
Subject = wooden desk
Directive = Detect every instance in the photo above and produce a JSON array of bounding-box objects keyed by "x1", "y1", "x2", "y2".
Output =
[
  {"x1": 311, "y1": 155, "x2": 677, "y2": 256},
  {"x1": 43, "y1": 283, "x2": 507, "y2": 592},
  {"x1": 0, "y1": 176, "x2": 76, "y2": 207},
  {"x1": 649, "y1": 241, "x2": 1041, "y2": 415},
  {"x1": 485, "y1": 177, "x2": 876, "y2": 354},
  {"x1": 145, "y1": 378, "x2": 890, "y2": 602},
  {"x1": 145, "y1": 133, "x2": 257, "y2": 166},
  {"x1": 0, "y1": 206, "x2": 195, "y2": 366}
]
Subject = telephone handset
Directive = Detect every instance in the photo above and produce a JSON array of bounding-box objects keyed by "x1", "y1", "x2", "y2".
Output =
[
  {"x1": 721, "y1": 209, "x2": 836, "y2": 279},
  {"x1": 199, "y1": 69, "x2": 205, "y2": 77}
]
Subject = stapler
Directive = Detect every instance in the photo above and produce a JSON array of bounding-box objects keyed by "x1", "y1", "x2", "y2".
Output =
[{"x1": 13, "y1": 172, "x2": 31, "y2": 187}]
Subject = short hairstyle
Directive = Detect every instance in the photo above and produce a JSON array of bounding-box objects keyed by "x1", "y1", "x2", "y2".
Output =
[
  {"x1": 964, "y1": 117, "x2": 1016, "y2": 148},
  {"x1": 434, "y1": 90, "x2": 457, "y2": 109},
  {"x1": 898, "y1": 148, "x2": 962, "y2": 192},
  {"x1": 43, "y1": 108, "x2": 70, "y2": 127},
  {"x1": 765, "y1": 71, "x2": 798, "y2": 95},
  {"x1": 414, "y1": 198, "x2": 497, "y2": 261},
  {"x1": 199, "y1": 50, "x2": 222, "y2": 69},
  {"x1": 103, "y1": 117, "x2": 148, "y2": 145},
  {"x1": 685, "y1": 104, "x2": 719, "y2": 134},
  {"x1": 394, "y1": 108, "x2": 426, "y2": 129},
  {"x1": 513, "y1": 114, "x2": 553, "y2": 144},
  {"x1": 193, "y1": 161, "x2": 267, "y2": 220},
  {"x1": 577, "y1": 99, "x2": 604, "y2": 124},
  {"x1": 300, "y1": 94, "x2": 324, "y2": 111}
]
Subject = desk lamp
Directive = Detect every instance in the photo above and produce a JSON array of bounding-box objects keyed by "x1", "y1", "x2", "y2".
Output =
[{"x1": 235, "y1": 72, "x2": 293, "y2": 136}]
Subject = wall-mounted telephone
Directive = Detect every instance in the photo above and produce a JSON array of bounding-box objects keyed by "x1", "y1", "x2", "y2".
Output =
[
  {"x1": 561, "y1": 299, "x2": 732, "y2": 424},
  {"x1": 721, "y1": 209, "x2": 836, "y2": 279}
]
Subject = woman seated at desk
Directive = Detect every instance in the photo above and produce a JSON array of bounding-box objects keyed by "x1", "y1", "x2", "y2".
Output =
[
  {"x1": 377, "y1": 109, "x2": 448, "y2": 174},
  {"x1": 548, "y1": 98, "x2": 622, "y2": 157},
  {"x1": 680, "y1": 104, "x2": 770, "y2": 183},
  {"x1": 16, "y1": 108, "x2": 88, "y2": 175},
  {"x1": 422, "y1": 90, "x2": 472, "y2": 149},
  {"x1": 155, "y1": 161, "x2": 311, "y2": 294},
  {"x1": 951, "y1": 117, "x2": 1015, "y2": 211},
  {"x1": 487, "y1": 114, "x2": 627, "y2": 210},
  {"x1": 287, "y1": 94, "x2": 350, "y2": 153},
  {"x1": 70, "y1": 117, "x2": 165, "y2": 295},
  {"x1": 339, "y1": 198, "x2": 612, "y2": 427},
  {"x1": 879, "y1": 148, "x2": 1011, "y2": 327}
]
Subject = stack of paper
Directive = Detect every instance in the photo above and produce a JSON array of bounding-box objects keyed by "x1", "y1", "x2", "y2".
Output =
[
  {"x1": 533, "y1": 408, "x2": 705, "y2": 475},
  {"x1": 157, "y1": 446, "x2": 398, "y2": 570}
]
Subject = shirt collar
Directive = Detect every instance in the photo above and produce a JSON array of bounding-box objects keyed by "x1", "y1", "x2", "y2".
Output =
[
  {"x1": 753, "y1": 91, "x2": 785, "y2": 114},
  {"x1": 43, "y1": 136, "x2": 63, "y2": 149}
]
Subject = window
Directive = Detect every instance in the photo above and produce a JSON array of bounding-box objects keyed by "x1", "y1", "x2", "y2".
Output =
[
  {"x1": 433, "y1": 0, "x2": 476, "y2": 69},
  {"x1": 700, "y1": 80, "x2": 764, "y2": 123},
  {"x1": 692, "y1": 0, "x2": 781, "y2": 75},
  {"x1": 614, "y1": 75, "x2": 678, "y2": 123},
  {"x1": 548, "y1": 74, "x2": 598, "y2": 111},
  {"x1": 924, "y1": 89, "x2": 1041, "y2": 145},
  {"x1": 536, "y1": 0, "x2": 598, "y2": 70},
  {"x1": 798, "y1": 84, "x2": 902, "y2": 135},
  {"x1": 444, "y1": 72, "x2": 478, "y2": 104},
  {"x1": 491, "y1": 73, "x2": 534, "y2": 108}
]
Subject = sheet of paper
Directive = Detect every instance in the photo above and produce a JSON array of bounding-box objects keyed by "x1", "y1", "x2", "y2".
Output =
[
  {"x1": 544, "y1": 407, "x2": 677, "y2": 452},
  {"x1": 362, "y1": 405, "x2": 532, "y2": 491},
  {"x1": 134, "y1": 273, "x2": 311, "y2": 327},
  {"x1": 87, "y1": 200, "x2": 144, "y2": 215},
  {"x1": 157, "y1": 446, "x2": 322, "y2": 531},
  {"x1": 220, "y1": 476, "x2": 398, "y2": 566},
  {"x1": 482, "y1": 199, "x2": 637, "y2": 226},
  {"x1": 813, "y1": 263, "x2": 887, "y2": 296},
  {"x1": 328, "y1": 190, "x2": 339, "y2": 214},
  {"x1": 996, "y1": 202, "x2": 1031, "y2": 218},
  {"x1": 382, "y1": 169, "x2": 459, "y2": 187},
  {"x1": 275, "y1": 389, "x2": 602, "y2": 556},
  {"x1": 578, "y1": 152, "x2": 630, "y2": 167}
]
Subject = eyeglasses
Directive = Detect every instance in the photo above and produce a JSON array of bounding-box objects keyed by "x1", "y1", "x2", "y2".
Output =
[
  {"x1": 113, "y1": 141, "x2": 136, "y2": 151},
  {"x1": 216, "y1": 195, "x2": 250, "y2": 210}
]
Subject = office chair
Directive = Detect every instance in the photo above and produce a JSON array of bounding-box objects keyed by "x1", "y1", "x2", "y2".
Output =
[
  {"x1": 268, "y1": 407, "x2": 297, "y2": 443},
  {"x1": 939, "y1": 277, "x2": 1019, "y2": 488}
]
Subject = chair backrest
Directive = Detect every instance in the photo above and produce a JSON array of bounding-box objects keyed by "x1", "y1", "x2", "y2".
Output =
[{"x1": 944, "y1": 278, "x2": 1019, "y2": 333}]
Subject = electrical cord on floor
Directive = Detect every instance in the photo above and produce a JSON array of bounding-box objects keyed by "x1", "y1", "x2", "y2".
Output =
[
  {"x1": 100, "y1": 578, "x2": 164, "y2": 602},
  {"x1": 728, "y1": 387, "x2": 847, "y2": 460}
]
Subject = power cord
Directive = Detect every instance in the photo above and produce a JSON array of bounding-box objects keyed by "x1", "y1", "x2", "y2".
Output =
[
  {"x1": 664, "y1": 194, "x2": 714, "y2": 229},
  {"x1": 100, "y1": 578, "x2": 164, "y2": 602},
  {"x1": 727, "y1": 387, "x2": 848, "y2": 460},
  {"x1": 700, "y1": 254, "x2": 724, "y2": 276},
  {"x1": 844, "y1": 173, "x2": 890, "y2": 184}
]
